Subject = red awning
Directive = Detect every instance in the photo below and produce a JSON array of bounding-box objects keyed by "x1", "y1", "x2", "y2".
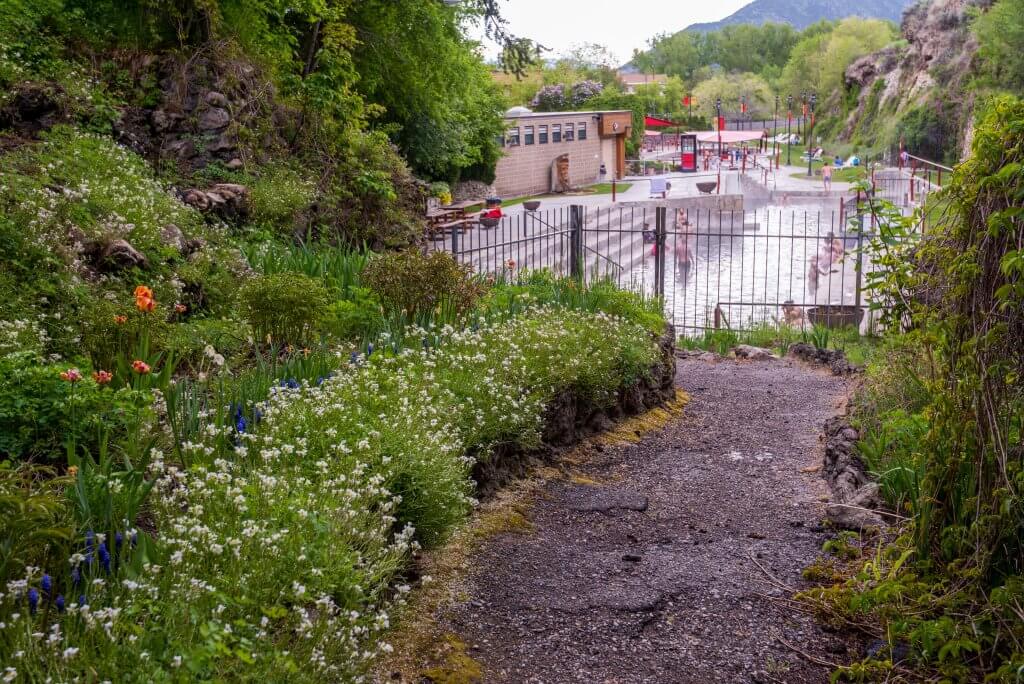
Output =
[{"x1": 644, "y1": 115, "x2": 676, "y2": 128}]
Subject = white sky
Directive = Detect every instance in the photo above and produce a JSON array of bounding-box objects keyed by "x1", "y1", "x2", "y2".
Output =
[{"x1": 470, "y1": 0, "x2": 752, "y2": 64}]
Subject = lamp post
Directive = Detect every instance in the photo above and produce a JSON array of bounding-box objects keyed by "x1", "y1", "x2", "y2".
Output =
[
  {"x1": 786, "y1": 95, "x2": 793, "y2": 167},
  {"x1": 716, "y1": 97, "x2": 722, "y2": 158},
  {"x1": 773, "y1": 94, "x2": 779, "y2": 166},
  {"x1": 806, "y1": 92, "x2": 817, "y2": 177}
]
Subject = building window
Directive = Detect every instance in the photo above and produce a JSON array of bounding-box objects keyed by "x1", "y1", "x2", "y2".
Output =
[
  {"x1": 538, "y1": 125, "x2": 548, "y2": 144},
  {"x1": 564, "y1": 123, "x2": 574, "y2": 142},
  {"x1": 524, "y1": 126, "x2": 534, "y2": 145},
  {"x1": 578, "y1": 122, "x2": 587, "y2": 141},
  {"x1": 552, "y1": 124, "x2": 561, "y2": 143},
  {"x1": 508, "y1": 127, "x2": 520, "y2": 146}
]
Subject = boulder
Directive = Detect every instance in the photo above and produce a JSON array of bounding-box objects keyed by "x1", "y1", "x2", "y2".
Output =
[
  {"x1": 160, "y1": 224, "x2": 187, "y2": 253},
  {"x1": 165, "y1": 137, "x2": 196, "y2": 160},
  {"x1": 204, "y1": 91, "x2": 229, "y2": 108},
  {"x1": 99, "y1": 239, "x2": 147, "y2": 271},
  {"x1": 207, "y1": 132, "x2": 235, "y2": 154},
  {"x1": 199, "y1": 107, "x2": 231, "y2": 131},
  {"x1": 181, "y1": 183, "x2": 250, "y2": 220},
  {"x1": 226, "y1": 158, "x2": 244, "y2": 170},
  {"x1": 826, "y1": 502, "x2": 885, "y2": 531},
  {"x1": 733, "y1": 344, "x2": 776, "y2": 361},
  {"x1": 151, "y1": 108, "x2": 183, "y2": 133}
]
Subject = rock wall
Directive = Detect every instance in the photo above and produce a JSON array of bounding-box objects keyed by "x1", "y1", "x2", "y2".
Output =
[
  {"x1": 840, "y1": 0, "x2": 985, "y2": 159},
  {"x1": 471, "y1": 326, "x2": 676, "y2": 497}
]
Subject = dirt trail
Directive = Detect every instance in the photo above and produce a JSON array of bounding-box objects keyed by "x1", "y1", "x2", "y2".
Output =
[{"x1": 413, "y1": 356, "x2": 855, "y2": 683}]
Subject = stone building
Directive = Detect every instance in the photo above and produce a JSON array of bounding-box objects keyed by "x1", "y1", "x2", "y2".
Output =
[{"x1": 492, "y1": 107, "x2": 633, "y2": 199}]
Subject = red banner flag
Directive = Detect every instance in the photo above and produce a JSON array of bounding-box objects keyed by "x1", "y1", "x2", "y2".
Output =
[
  {"x1": 802, "y1": 103, "x2": 808, "y2": 118},
  {"x1": 717, "y1": 116, "x2": 725, "y2": 131},
  {"x1": 682, "y1": 95, "x2": 690, "y2": 107},
  {"x1": 741, "y1": 102, "x2": 747, "y2": 114}
]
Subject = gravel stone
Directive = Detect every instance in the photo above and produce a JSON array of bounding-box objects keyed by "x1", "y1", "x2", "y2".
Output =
[{"x1": 428, "y1": 357, "x2": 858, "y2": 682}]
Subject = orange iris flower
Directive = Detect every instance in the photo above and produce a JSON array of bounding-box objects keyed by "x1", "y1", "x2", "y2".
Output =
[
  {"x1": 131, "y1": 360, "x2": 151, "y2": 375},
  {"x1": 92, "y1": 370, "x2": 113, "y2": 384}
]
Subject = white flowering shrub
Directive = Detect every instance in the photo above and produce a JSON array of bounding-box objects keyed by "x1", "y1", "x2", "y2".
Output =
[{"x1": 0, "y1": 306, "x2": 660, "y2": 681}]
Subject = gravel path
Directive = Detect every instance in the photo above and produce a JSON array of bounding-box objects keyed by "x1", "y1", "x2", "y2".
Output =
[{"x1": 432, "y1": 356, "x2": 854, "y2": 683}]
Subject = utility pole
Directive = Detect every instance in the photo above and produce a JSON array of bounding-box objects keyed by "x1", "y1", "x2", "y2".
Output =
[
  {"x1": 800, "y1": 91, "x2": 806, "y2": 139},
  {"x1": 786, "y1": 95, "x2": 793, "y2": 167},
  {"x1": 806, "y1": 92, "x2": 817, "y2": 177},
  {"x1": 716, "y1": 97, "x2": 722, "y2": 158},
  {"x1": 773, "y1": 94, "x2": 779, "y2": 168}
]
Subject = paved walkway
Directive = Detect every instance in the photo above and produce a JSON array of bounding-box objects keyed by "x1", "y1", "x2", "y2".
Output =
[{"x1": 409, "y1": 356, "x2": 859, "y2": 683}]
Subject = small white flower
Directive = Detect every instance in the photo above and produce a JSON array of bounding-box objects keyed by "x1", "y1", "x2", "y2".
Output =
[{"x1": 62, "y1": 647, "x2": 79, "y2": 660}]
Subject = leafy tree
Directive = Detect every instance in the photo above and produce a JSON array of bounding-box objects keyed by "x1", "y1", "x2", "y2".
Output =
[
  {"x1": 777, "y1": 18, "x2": 896, "y2": 99},
  {"x1": 973, "y1": 0, "x2": 1024, "y2": 92},
  {"x1": 692, "y1": 72, "x2": 773, "y2": 118}
]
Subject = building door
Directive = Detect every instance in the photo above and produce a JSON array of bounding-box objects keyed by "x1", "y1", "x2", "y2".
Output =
[{"x1": 680, "y1": 135, "x2": 697, "y2": 172}]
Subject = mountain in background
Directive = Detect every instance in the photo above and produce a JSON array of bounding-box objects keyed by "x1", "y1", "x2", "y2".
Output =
[{"x1": 684, "y1": 0, "x2": 917, "y2": 32}]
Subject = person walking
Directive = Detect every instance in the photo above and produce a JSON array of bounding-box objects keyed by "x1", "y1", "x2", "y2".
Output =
[{"x1": 822, "y1": 162, "x2": 833, "y2": 191}]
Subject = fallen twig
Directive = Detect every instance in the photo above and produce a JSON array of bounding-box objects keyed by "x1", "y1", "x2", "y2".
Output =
[{"x1": 777, "y1": 634, "x2": 839, "y2": 668}]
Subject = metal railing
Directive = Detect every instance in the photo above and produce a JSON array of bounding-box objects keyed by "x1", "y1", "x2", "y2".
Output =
[{"x1": 429, "y1": 201, "x2": 891, "y2": 336}]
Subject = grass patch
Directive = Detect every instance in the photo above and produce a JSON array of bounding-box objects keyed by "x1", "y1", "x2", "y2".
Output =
[{"x1": 583, "y1": 182, "x2": 633, "y2": 194}]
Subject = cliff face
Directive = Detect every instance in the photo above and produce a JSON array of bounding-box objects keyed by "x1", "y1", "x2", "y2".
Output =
[{"x1": 840, "y1": 0, "x2": 988, "y2": 160}]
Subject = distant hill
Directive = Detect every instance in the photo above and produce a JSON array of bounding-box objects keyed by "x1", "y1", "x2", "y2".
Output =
[{"x1": 684, "y1": 0, "x2": 917, "y2": 32}]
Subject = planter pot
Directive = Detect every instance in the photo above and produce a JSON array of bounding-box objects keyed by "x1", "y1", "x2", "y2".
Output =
[
  {"x1": 806, "y1": 305, "x2": 864, "y2": 329},
  {"x1": 523, "y1": 200, "x2": 541, "y2": 211},
  {"x1": 479, "y1": 216, "x2": 501, "y2": 228},
  {"x1": 696, "y1": 181, "x2": 717, "y2": 194}
]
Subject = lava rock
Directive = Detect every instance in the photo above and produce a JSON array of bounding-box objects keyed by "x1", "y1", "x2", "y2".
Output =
[
  {"x1": 733, "y1": 345, "x2": 776, "y2": 361},
  {"x1": 199, "y1": 107, "x2": 231, "y2": 131},
  {"x1": 99, "y1": 239, "x2": 148, "y2": 271}
]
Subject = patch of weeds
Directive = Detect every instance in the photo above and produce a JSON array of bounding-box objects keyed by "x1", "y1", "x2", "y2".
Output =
[
  {"x1": 823, "y1": 531, "x2": 863, "y2": 560},
  {"x1": 803, "y1": 557, "x2": 846, "y2": 584},
  {"x1": 419, "y1": 635, "x2": 484, "y2": 684},
  {"x1": 472, "y1": 504, "x2": 533, "y2": 539}
]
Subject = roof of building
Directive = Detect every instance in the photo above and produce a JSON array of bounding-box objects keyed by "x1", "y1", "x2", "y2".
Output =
[
  {"x1": 617, "y1": 72, "x2": 669, "y2": 85},
  {"x1": 503, "y1": 109, "x2": 632, "y2": 120}
]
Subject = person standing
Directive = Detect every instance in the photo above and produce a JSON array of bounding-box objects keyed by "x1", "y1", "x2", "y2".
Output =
[{"x1": 822, "y1": 162, "x2": 833, "y2": 191}]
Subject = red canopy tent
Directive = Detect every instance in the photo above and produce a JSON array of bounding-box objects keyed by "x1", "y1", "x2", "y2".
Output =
[{"x1": 644, "y1": 115, "x2": 676, "y2": 128}]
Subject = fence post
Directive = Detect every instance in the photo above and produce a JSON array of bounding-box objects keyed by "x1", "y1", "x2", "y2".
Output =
[
  {"x1": 854, "y1": 199, "x2": 866, "y2": 315},
  {"x1": 569, "y1": 204, "x2": 583, "y2": 281},
  {"x1": 450, "y1": 223, "x2": 459, "y2": 262},
  {"x1": 654, "y1": 206, "x2": 667, "y2": 298}
]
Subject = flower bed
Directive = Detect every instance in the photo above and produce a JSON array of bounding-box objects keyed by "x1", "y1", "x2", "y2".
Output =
[{"x1": 1, "y1": 307, "x2": 666, "y2": 682}]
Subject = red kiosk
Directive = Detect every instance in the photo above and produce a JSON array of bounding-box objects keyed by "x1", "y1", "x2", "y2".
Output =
[{"x1": 643, "y1": 115, "x2": 698, "y2": 173}]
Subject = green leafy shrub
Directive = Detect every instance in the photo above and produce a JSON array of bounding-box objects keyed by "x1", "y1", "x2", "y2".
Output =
[
  {"x1": 321, "y1": 288, "x2": 384, "y2": 342},
  {"x1": 0, "y1": 352, "x2": 148, "y2": 460},
  {"x1": 249, "y1": 165, "x2": 316, "y2": 235},
  {"x1": 240, "y1": 271, "x2": 329, "y2": 346},
  {"x1": 361, "y1": 250, "x2": 482, "y2": 318}
]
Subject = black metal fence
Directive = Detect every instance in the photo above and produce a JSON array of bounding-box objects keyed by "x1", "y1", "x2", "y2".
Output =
[{"x1": 430, "y1": 203, "x2": 885, "y2": 336}]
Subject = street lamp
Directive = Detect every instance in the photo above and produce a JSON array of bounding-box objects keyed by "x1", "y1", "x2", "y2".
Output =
[
  {"x1": 716, "y1": 97, "x2": 722, "y2": 158},
  {"x1": 786, "y1": 95, "x2": 793, "y2": 166},
  {"x1": 806, "y1": 93, "x2": 817, "y2": 177},
  {"x1": 773, "y1": 94, "x2": 779, "y2": 167},
  {"x1": 800, "y1": 91, "x2": 807, "y2": 138}
]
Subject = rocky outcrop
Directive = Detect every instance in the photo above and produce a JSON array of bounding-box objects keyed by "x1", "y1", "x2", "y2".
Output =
[
  {"x1": 0, "y1": 84, "x2": 66, "y2": 135},
  {"x1": 96, "y1": 239, "x2": 148, "y2": 271},
  {"x1": 471, "y1": 326, "x2": 677, "y2": 498},
  {"x1": 839, "y1": 0, "x2": 982, "y2": 158},
  {"x1": 180, "y1": 183, "x2": 250, "y2": 221},
  {"x1": 788, "y1": 342, "x2": 859, "y2": 375},
  {"x1": 822, "y1": 417, "x2": 887, "y2": 530}
]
